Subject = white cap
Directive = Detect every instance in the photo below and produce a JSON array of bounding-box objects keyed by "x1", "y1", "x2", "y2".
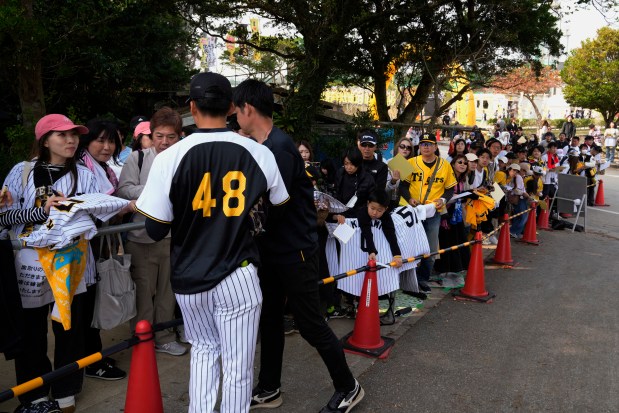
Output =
[
  {"x1": 465, "y1": 153, "x2": 478, "y2": 162},
  {"x1": 508, "y1": 163, "x2": 521, "y2": 171},
  {"x1": 498, "y1": 155, "x2": 508, "y2": 164}
]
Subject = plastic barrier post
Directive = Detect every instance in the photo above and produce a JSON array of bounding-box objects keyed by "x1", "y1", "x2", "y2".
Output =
[
  {"x1": 519, "y1": 202, "x2": 540, "y2": 245},
  {"x1": 341, "y1": 259, "x2": 394, "y2": 359},
  {"x1": 493, "y1": 214, "x2": 514, "y2": 266},
  {"x1": 594, "y1": 180, "x2": 610, "y2": 206},
  {"x1": 537, "y1": 198, "x2": 551, "y2": 231},
  {"x1": 453, "y1": 232, "x2": 495, "y2": 303},
  {"x1": 124, "y1": 320, "x2": 163, "y2": 413}
]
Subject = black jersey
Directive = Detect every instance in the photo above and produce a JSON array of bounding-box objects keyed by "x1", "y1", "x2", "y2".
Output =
[{"x1": 136, "y1": 129, "x2": 289, "y2": 294}]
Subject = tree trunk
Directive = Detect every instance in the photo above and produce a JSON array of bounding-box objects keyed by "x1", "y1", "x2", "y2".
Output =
[
  {"x1": 373, "y1": 74, "x2": 391, "y2": 121},
  {"x1": 395, "y1": 71, "x2": 435, "y2": 125},
  {"x1": 523, "y1": 94, "x2": 543, "y2": 128},
  {"x1": 286, "y1": 56, "x2": 332, "y2": 140}
]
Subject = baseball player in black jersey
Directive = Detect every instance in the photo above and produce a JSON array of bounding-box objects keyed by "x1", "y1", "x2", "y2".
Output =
[
  {"x1": 136, "y1": 73, "x2": 289, "y2": 413},
  {"x1": 233, "y1": 79, "x2": 365, "y2": 413}
]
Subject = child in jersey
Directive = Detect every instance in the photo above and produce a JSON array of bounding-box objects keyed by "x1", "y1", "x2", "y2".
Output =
[
  {"x1": 358, "y1": 189, "x2": 403, "y2": 268},
  {"x1": 357, "y1": 189, "x2": 402, "y2": 325}
]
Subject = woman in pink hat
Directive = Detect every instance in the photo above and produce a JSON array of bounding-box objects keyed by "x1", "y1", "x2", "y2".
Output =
[{"x1": 0, "y1": 114, "x2": 99, "y2": 413}]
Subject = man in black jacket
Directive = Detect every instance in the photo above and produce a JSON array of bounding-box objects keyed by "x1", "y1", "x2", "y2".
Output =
[
  {"x1": 356, "y1": 130, "x2": 388, "y2": 190},
  {"x1": 233, "y1": 79, "x2": 364, "y2": 413},
  {"x1": 560, "y1": 115, "x2": 576, "y2": 140}
]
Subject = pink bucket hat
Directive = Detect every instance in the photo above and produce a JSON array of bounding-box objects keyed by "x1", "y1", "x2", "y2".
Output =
[{"x1": 35, "y1": 114, "x2": 88, "y2": 141}]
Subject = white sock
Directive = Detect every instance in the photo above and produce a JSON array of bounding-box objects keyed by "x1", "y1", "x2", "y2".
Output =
[
  {"x1": 56, "y1": 395, "x2": 75, "y2": 409},
  {"x1": 32, "y1": 397, "x2": 48, "y2": 404}
]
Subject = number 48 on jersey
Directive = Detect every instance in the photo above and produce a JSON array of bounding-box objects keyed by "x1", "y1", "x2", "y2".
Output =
[{"x1": 192, "y1": 171, "x2": 246, "y2": 217}]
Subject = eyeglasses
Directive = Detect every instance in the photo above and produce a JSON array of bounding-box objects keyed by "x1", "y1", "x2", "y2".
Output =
[
  {"x1": 419, "y1": 142, "x2": 434, "y2": 147},
  {"x1": 399, "y1": 144, "x2": 412, "y2": 150},
  {"x1": 360, "y1": 142, "x2": 376, "y2": 148}
]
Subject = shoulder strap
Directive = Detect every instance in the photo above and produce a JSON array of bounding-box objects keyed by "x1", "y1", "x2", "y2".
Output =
[
  {"x1": 22, "y1": 161, "x2": 32, "y2": 191},
  {"x1": 422, "y1": 158, "x2": 441, "y2": 203},
  {"x1": 138, "y1": 150, "x2": 144, "y2": 173}
]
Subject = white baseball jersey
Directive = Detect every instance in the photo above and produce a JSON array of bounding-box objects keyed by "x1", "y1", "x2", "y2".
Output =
[
  {"x1": 328, "y1": 204, "x2": 432, "y2": 296},
  {"x1": 136, "y1": 129, "x2": 289, "y2": 294},
  {"x1": 21, "y1": 193, "x2": 129, "y2": 249}
]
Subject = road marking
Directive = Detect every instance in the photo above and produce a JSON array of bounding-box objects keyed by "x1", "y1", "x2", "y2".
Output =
[{"x1": 588, "y1": 207, "x2": 619, "y2": 215}]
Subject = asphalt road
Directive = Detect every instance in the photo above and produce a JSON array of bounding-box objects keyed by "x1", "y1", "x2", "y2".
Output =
[
  {"x1": 355, "y1": 230, "x2": 619, "y2": 413},
  {"x1": 587, "y1": 169, "x2": 619, "y2": 238}
]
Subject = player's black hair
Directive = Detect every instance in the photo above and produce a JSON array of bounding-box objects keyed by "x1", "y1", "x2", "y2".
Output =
[
  {"x1": 367, "y1": 188, "x2": 390, "y2": 207},
  {"x1": 475, "y1": 148, "x2": 492, "y2": 158},
  {"x1": 193, "y1": 95, "x2": 231, "y2": 118},
  {"x1": 79, "y1": 119, "x2": 123, "y2": 165},
  {"x1": 547, "y1": 141, "x2": 558, "y2": 149},
  {"x1": 343, "y1": 147, "x2": 363, "y2": 168},
  {"x1": 233, "y1": 79, "x2": 274, "y2": 117}
]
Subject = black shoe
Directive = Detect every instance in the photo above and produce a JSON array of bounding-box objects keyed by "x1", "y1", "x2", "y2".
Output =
[
  {"x1": 283, "y1": 318, "x2": 298, "y2": 335},
  {"x1": 402, "y1": 290, "x2": 427, "y2": 300},
  {"x1": 379, "y1": 308, "x2": 395, "y2": 326},
  {"x1": 14, "y1": 400, "x2": 61, "y2": 413},
  {"x1": 326, "y1": 307, "x2": 346, "y2": 320},
  {"x1": 85, "y1": 359, "x2": 127, "y2": 381},
  {"x1": 344, "y1": 306, "x2": 357, "y2": 319},
  {"x1": 319, "y1": 380, "x2": 365, "y2": 413},
  {"x1": 249, "y1": 387, "x2": 283, "y2": 409},
  {"x1": 418, "y1": 282, "x2": 432, "y2": 293}
]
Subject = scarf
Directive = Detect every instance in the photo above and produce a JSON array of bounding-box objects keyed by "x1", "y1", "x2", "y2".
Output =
[
  {"x1": 82, "y1": 151, "x2": 117, "y2": 194},
  {"x1": 546, "y1": 153, "x2": 559, "y2": 170}
]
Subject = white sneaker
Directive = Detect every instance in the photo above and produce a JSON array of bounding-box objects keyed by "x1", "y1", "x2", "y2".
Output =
[
  {"x1": 488, "y1": 235, "x2": 499, "y2": 245},
  {"x1": 155, "y1": 341, "x2": 187, "y2": 356}
]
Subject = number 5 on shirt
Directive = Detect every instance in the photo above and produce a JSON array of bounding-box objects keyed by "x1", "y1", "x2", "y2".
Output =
[{"x1": 193, "y1": 171, "x2": 247, "y2": 217}]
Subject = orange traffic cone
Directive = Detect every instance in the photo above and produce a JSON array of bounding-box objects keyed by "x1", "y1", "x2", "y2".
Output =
[
  {"x1": 342, "y1": 260, "x2": 394, "y2": 359},
  {"x1": 453, "y1": 232, "x2": 495, "y2": 303},
  {"x1": 537, "y1": 198, "x2": 551, "y2": 231},
  {"x1": 124, "y1": 320, "x2": 163, "y2": 413},
  {"x1": 493, "y1": 214, "x2": 514, "y2": 266},
  {"x1": 594, "y1": 180, "x2": 610, "y2": 206},
  {"x1": 519, "y1": 202, "x2": 539, "y2": 245}
]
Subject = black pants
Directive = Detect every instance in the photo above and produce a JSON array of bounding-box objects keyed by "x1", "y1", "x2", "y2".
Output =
[
  {"x1": 83, "y1": 284, "x2": 102, "y2": 355},
  {"x1": 257, "y1": 251, "x2": 355, "y2": 392},
  {"x1": 15, "y1": 293, "x2": 86, "y2": 403}
]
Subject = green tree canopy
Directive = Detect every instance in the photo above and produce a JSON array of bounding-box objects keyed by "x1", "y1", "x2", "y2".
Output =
[{"x1": 561, "y1": 27, "x2": 619, "y2": 126}]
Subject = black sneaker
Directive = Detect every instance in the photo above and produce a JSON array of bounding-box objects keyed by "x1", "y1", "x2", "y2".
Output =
[
  {"x1": 418, "y1": 282, "x2": 432, "y2": 293},
  {"x1": 319, "y1": 380, "x2": 365, "y2": 413},
  {"x1": 249, "y1": 387, "x2": 283, "y2": 409},
  {"x1": 14, "y1": 400, "x2": 61, "y2": 413},
  {"x1": 326, "y1": 307, "x2": 346, "y2": 320},
  {"x1": 283, "y1": 318, "x2": 298, "y2": 335},
  {"x1": 85, "y1": 359, "x2": 127, "y2": 381},
  {"x1": 344, "y1": 306, "x2": 356, "y2": 319}
]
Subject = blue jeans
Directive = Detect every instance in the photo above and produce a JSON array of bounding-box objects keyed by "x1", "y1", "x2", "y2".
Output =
[
  {"x1": 510, "y1": 198, "x2": 529, "y2": 236},
  {"x1": 607, "y1": 146, "x2": 616, "y2": 163},
  {"x1": 417, "y1": 213, "x2": 441, "y2": 283}
]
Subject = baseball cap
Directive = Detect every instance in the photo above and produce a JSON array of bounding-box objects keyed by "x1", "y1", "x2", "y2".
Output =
[
  {"x1": 568, "y1": 148, "x2": 580, "y2": 157},
  {"x1": 129, "y1": 115, "x2": 148, "y2": 131},
  {"x1": 188, "y1": 72, "x2": 232, "y2": 103},
  {"x1": 497, "y1": 155, "x2": 508, "y2": 164},
  {"x1": 532, "y1": 165, "x2": 544, "y2": 175},
  {"x1": 35, "y1": 114, "x2": 88, "y2": 141},
  {"x1": 517, "y1": 137, "x2": 527, "y2": 145},
  {"x1": 465, "y1": 153, "x2": 478, "y2": 162},
  {"x1": 420, "y1": 134, "x2": 437, "y2": 144},
  {"x1": 358, "y1": 132, "x2": 378, "y2": 145},
  {"x1": 134, "y1": 121, "x2": 151, "y2": 138},
  {"x1": 508, "y1": 163, "x2": 521, "y2": 171}
]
